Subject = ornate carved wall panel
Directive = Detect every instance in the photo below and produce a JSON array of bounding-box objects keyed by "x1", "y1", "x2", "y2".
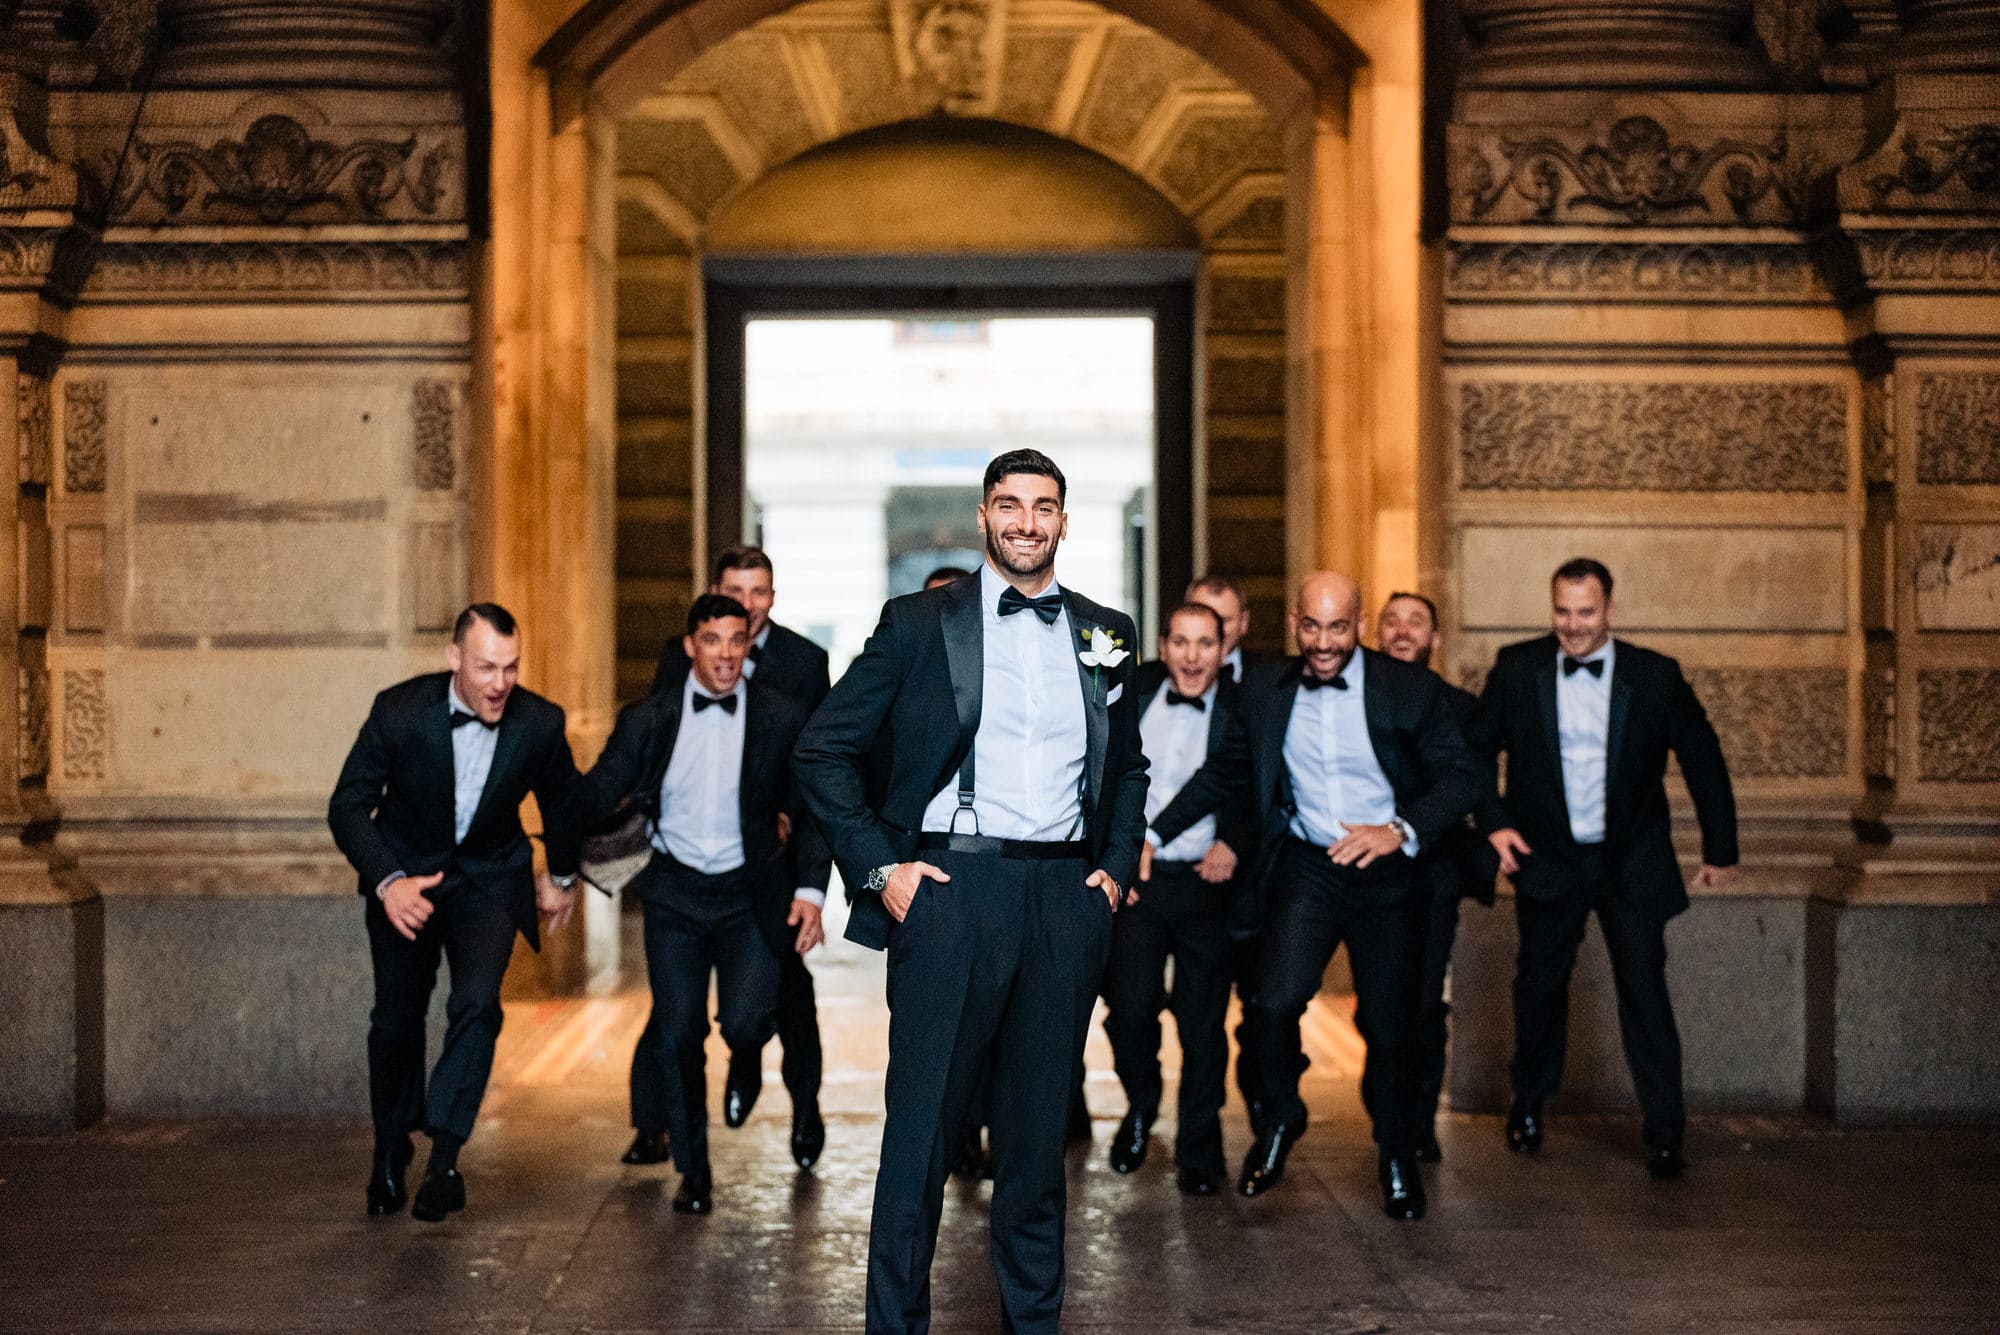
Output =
[
  {"x1": 83, "y1": 242, "x2": 469, "y2": 299},
  {"x1": 1915, "y1": 373, "x2": 2000, "y2": 484},
  {"x1": 1917, "y1": 670, "x2": 2000, "y2": 781},
  {"x1": 16, "y1": 373, "x2": 50, "y2": 487},
  {"x1": 1862, "y1": 666, "x2": 1894, "y2": 781},
  {"x1": 1914, "y1": 524, "x2": 2000, "y2": 630},
  {"x1": 61, "y1": 668, "x2": 106, "y2": 783},
  {"x1": 411, "y1": 380, "x2": 455, "y2": 491},
  {"x1": 1457, "y1": 380, "x2": 1847, "y2": 492},
  {"x1": 62, "y1": 381, "x2": 107, "y2": 495},
  {"x1": 1686, "y1": 668, "x2": 1848, "y2": 779}
]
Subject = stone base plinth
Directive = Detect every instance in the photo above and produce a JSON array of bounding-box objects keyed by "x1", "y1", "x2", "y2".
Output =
[{"x1": 0, "y1": 884, "x2": 103, "y2": 1132}]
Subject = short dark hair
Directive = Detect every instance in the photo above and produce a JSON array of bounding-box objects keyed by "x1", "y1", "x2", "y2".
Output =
[
  {"x1": 1186, "y1": 573, "x2": 1246, "y2": 605},
  {"x1": 982, "y1": 448, "x2": 1066, "y2": 505},
  {"x1": 924, "y1": 565, "x2": 972, "y2": 588},
  {"x1": 1383, "y1": 590, "x2": 1440, "y2": 624},
  {"x1": 711, "y1": 544, "x2": 774, "y2": 586},
  {"x1": 453, "y1": 602, "x2": 517, "y2": 643},
  {"x1": 686, "y1": 593, "x2": 750, "y2": 636},
  {"x1": 1166, "y1": 601, "x2": 1226, "y2": 641},
  {"x1": 1552, "y1": 557, "x2": 1614, "y2": 599}
]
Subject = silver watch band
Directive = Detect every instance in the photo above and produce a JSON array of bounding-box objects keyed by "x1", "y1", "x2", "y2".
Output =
[{"x1": 865, "y1": 863, "x2": 898, "y2": 893}]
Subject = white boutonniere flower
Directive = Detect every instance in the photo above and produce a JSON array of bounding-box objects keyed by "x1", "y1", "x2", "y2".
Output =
[{"x1": 1079, "y1": 626, "x2": 1129, "y2": 703}]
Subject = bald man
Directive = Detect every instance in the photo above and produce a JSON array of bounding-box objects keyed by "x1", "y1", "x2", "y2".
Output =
[{"x1": 1149, "y1": 573, "x2": 1481, "y2": 1219}]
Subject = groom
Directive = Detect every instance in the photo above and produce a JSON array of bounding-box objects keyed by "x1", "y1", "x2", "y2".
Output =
[{"x1": 796, "y1": 448, "x2": 1149, "y2": 1335}]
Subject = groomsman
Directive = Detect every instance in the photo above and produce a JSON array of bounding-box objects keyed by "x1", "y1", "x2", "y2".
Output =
[
  {"x1": 1373, "y1": 592, "x2": 1499, "y2": 1161},
  {"x1": 329, "y1": 603, "x2": 584, "y2": 1222},
  {"x1": 1187, "y1": 572, "x2": 1266, "y2": 685},
  {"x1": 1103, "y1": 601, "x2": 1250, "y2": 1196},
  {"x1": 649, "y1": 544, "x2": 833, "y2": 1171},
  {"x1": 1151, "y1": 572, "x2": 1480, "y2": 1218},
  {"x1": 1472, "y1": 558, "x2": 1737, "y2": 1179},
  {"x1": 573, "y1": 593, "x2": 830, "y2": 1214},
  {"x1": 796, "y1": 449, "x2": 1149, "y2": 1335}
]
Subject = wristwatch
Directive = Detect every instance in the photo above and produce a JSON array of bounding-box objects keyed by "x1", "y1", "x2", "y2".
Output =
[
  {"x1": 1387, "y1": 816, "x2": 1415, "y2": 847},
  {"x1": 550, "y1": 871, "x2": 579, "y2": 891},
  {"x1": 865, "y1": 863, "x2": 898, "y2": 893}
]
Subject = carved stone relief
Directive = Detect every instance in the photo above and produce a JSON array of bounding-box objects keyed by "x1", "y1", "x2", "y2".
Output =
[
  {"x1": 62, "y1": 668, "x2": 106, "y2": 782},
  {"x1": 1862, "y1": 376, "x2": 1893, "y2": 483},
  {"x1": 1849, "y1": 229, "x2": 2000, "y2": 291},
  {"x1": 1457, "y1": 116, "x2": 1810, "y2": 226},
  {"x1": 890, "y1": 0, "x2": 1008, "y2": 114},
  {"x1": 1914, "y1": 373, "x2": 2000, "y2": 485},
  {"x1": 85, "y1": 241, "x2": 468, "y2": 296},
  {"x1": 412, "y1": 379, "x2": 455, "y2": 491},
  {"x1": 17, "y1": 373, "x2": 51, "y2": 487},
  {"x1": 1687, "y1": 668, "x2": 1848, "y2": 779},
  {"x1": 1447, "y1": 241, "x2": 1827, "y2": 301},
  {"x1": 1917, "y1": 670, "x2": 2000, "y2": 782},
  {"x1": 1914, "y1": 525, "x2": 2000, "y2": 630},
  {"x1": 1458, "y1": 381, "x2": 1847, "y2": 492},
  {"x1": 1862, "y1": 666, "x2": 1894, "y2": 781},
  {"x1": 1867, "y1": 124, "x2": 2000, "y2": 209},
  {"x1": 105, "y1": 114, "x2": 451, "y2": 224},
  {"x1": 63, "y1": 380, "x2": 108, "y2": 494},
  {"x1": 18, "y1": 665, "x2": 49, "y2": 783}
]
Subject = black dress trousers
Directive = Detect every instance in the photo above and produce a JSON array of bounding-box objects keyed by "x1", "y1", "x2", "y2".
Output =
[
  {"x1": 1250, "y1": 838, "x2": 1427, "y2": 1158},
  {"x1": 627, "y1": 853, "x2": 779, "y2": 1176},
  {"x1": 363, "y1": 875, "x2": 520, "y2": 1146},
  {"x1": 1359, "y1": 856, "x2": 1465, "y2": 1139},
  {"x1": 1101, "y1": 860, "x2": 1234, "y2": 1176},
  {"x1": 866, "y1": 849, "x2": 1110, "y2": 1335}
]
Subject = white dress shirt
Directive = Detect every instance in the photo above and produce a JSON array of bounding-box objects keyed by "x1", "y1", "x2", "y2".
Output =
[
  {"x1": 1281, "y1": 650, "x2": 1417, "y2": 854},
  {"x1": 1555, "y1": 640, "x2": 1614, "y2": 845},
  {"x1": 1224, "y1": 647, "x2": 1244, "y2": 683},
  {"x1": 1141, "y1": 678, "x2": 1218, "y2": 862},
  {"x1": 743, "y1": 623, "x2": 770, "y2": 679},
  {"x1": 921, "y1": 564, "x2": 1089, "y2": 841},
  {"x1": 653, "y1": 673, "x2": 748, "y2": 875},
  {"x1": 448, "y1": 683, "x2": 499, "y2": 846}
]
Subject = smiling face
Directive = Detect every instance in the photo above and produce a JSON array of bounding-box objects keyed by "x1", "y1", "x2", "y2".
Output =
[
  {"x1": 979, "y1": 471, "x2": 1067, "y2": 588},
  {"x1": 1160, "y1": 606, "x2": 1224, "y2": 698},
  {"x1": 684, "y1": 614, "x2": 749, "y2": 696},
  {"x1": 713, "y1": 564, "x2": 774, "y2": 643},
  {"x1": 1552, "y1": 575, "x2": 1613, "y2": 660},
  {"x1": 445, "y1": 616, "x2": 520, "y2": 724},
  {"x1": 1289, "y1": 572, "x2": 1363, "y2": 683},
  {"x1": 1377, "y1": 595, "x2": 1440, "y2": 668}
]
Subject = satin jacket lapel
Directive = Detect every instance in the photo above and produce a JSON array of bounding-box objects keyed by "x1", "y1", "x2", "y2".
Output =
[
  {"x1": 1358, "y1": 649, "x2": 1399, "y2": 792},
  {"x1": 467, "y1": 701, "x2": 528, "y2": 840},
  {"x1": 1064, "y1": 591, "x2": 1110, "y2": 813},
  {"x1": 425, "y1": 678, "x2": 457, "y2": 848},
  {"x1": 1263, "y1": 662, "x2": 1302, "y2": 820},
  {"x1": 940, "y1": 577, "x2": 984, "y2": 775},
  {"x1": 1604, "y1": 641, "x2": 1633, "y2": 831},
  {"x1": 739, "y1": 684, "x2": 774, "y2": 826},
  {"x1": 1533, "y1": 649, "x2": 1571, "y2": 832}
]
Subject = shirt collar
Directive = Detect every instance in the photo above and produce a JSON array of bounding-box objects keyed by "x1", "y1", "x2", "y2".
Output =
[
  {"x1": 447, "y1": 682, "x2": 476, "y2": 718},
  {"x1": 753, "y1": 623, "x2": 772, "y2": 651},
  {"x1": 1225, "y1": 647, "x2": 1243, "y2": 678},
  {"x1": 980, "y1": 562, "x2": 1063, "y2": 614}
]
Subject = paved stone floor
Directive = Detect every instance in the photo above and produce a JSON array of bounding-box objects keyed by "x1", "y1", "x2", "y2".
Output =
[{"x1": 4, "y1": 904, "x2": 1998, "y2": 1334}]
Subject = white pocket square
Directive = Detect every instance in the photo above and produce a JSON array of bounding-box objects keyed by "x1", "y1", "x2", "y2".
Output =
[{"x1": 1106, "y1": 683, "x2": 1124, "y2": 705}]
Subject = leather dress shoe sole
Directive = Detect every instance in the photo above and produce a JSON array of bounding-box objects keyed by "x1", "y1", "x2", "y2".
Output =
[
  {"x1": 621, "y1": 1130, "x2": 671, "y2": 1165},
  {"x1": 410, "y1": 1168, "x2": 465, "y2": 1222}
]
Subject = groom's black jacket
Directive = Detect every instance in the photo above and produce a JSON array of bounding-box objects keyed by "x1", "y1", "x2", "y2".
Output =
[{"x1": 795, "y1": 574, "x2": 1152, "y2": 950}]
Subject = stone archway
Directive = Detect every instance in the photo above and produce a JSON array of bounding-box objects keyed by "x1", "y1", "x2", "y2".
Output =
[{"x1": 485, "y1": 0, "x2": 1425, "y2": 749}]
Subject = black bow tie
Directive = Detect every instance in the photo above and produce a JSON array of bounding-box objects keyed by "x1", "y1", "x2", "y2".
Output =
[
  {"x1": 1301, "y1": 672, "x2": 1348, "y2": 691},
  {"x1": 997, "y1": 586, "x2": 1063, "y2": 625},
  {"x1": 450, "y1": 708, "x2": 495, "y2": 730},
  {"x1": 748, "y1": 642, "x2": 764, "y2": 663},
  {"x1": 1563, "y1": 655, "x2": 1605, "y2": 678},
  {"x1": 692, "y1": 692, "x2": 738, "y2": 714},
  {"x1": 1165, "y1": 690, "x2": 1206, "y2": 711}
]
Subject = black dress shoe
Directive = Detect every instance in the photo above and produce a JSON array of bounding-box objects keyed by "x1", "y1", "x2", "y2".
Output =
[
  {"x1": 621, "y1": 1129, "x2": 670, "y2": 1165},
  {"x1": 723, "y1": 1055, "x2": 762, "y2": 1128},
  {"x1": 672, "y1": 1170, "x2": 713, "y2": 1215},
  {"x1": 1647, "y1": 1146, "x2": 1686, "y2": 1180},
  {"x1": 791, "y1": 1106, "x2": 826, "y2": 1171},
  {"x1": 1108, "y1": 1110, "x2": 1152, "y2": 1174},
  {"x1": 1246, "y1": 1097, "x2": 1270, "y2": 1140},
  {"x1": 410, "y1": 1166, "x2": 465, "y2": 1222},
  {"x1": 364, "y1": 1140, "x2": 414, "y2": 1216},
  {"x1": 1505, "y1": 1099, "x2": 1543, "y2": 1154},
  {"x1": 1415, "y1": 1130, "x2": 1443, "y2": 1163},
  {"x1": 1380, "y1": 1155, "x2": 1427, "y2": 1221},
  {"x1": 1176, "y1": 1165, "x2": 1224, "y2": 1196},
  {"x1": 1237, "y1": 1122, "x2": 1302, "y2": 1197}
]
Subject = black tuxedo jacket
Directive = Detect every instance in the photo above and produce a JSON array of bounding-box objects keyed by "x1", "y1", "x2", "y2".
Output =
[
  {"x1": 1431, "y1": 677, "x2": 1501, "y2": 904},
  {"x1": 1132, "y1": 659, "x2": 1255, "y2": 861},
  {"x1": 652, "y1": 619, "x2": 832, "y2": 708},
  {"x1": 328, "y1": 672, "x2": 582, "y2": 949},
  {"x1": 1151, "y1": 650, "x2": 1483, "y2": 906},
  {"x1": 795, "y1": 574, "x2": 1152, "y2": 951},
  {"x1": 1470, "y1": 634, "x2": 1737, "y2": 918},
  {"x1": 568, "y1": 676, "x2": 833, "y2": 933}
]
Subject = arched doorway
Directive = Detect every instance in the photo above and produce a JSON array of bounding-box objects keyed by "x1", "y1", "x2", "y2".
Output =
[{"x1": 484, "y1": 0, "x2": 1426, "y2": 749}]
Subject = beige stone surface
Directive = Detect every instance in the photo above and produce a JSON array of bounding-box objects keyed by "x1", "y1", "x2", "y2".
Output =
[
  {"x1": 1915, "y1": 524, "x2": 2000, "y2": 631},
  {"x1": 1457, "y1": 524, "x2": 1848, "y2": 633}
]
